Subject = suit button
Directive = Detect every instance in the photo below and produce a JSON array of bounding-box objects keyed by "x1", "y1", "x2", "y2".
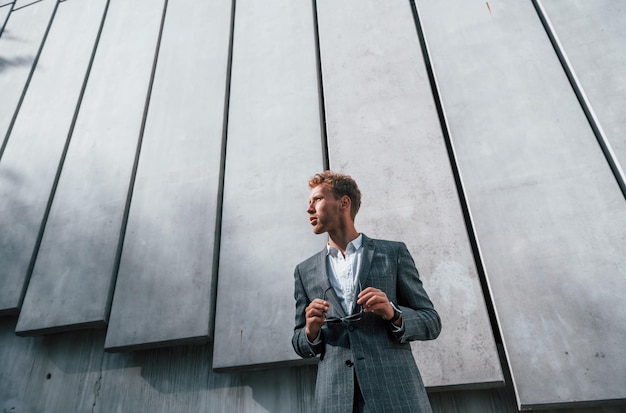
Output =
[
  {"x1": 345, "y1": 360, "x2": 353, "y2": 367},
  {"x1": 348, "y1": 325, "x2": 354, "y2": 332}
]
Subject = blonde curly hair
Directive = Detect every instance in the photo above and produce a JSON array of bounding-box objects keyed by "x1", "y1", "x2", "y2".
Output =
[{"x1": 308, "y1": 171, "x2": 361, "y2": 219}]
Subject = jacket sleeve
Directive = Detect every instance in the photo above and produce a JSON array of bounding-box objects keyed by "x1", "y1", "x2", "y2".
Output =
[
  {"x1": 291, "y1": 265, "x2": 324, "y2": 358},
  {"x1": 394, "y1": 242, "x2": 441, "y2": 342}
]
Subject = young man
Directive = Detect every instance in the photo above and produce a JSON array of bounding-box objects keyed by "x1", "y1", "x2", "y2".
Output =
[{"x1": 292, "y1": 171, "x2": 441, "y2": 413}]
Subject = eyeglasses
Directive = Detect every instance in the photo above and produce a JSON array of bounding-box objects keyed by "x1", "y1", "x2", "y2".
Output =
[{"x1": 323, "y1": 285, "x2": 363, "y2": 324}]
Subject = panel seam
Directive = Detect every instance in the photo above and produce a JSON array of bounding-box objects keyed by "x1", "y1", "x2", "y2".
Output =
[
  {"x1": 531, "y1": 0, "x2": 626, "y2": 200},
  {"x1": 408, "y1": 0, "x2": 504, "y2": 348},
  {"x1": 312, "y1": 0, "x2": 329, "y2": 171}
]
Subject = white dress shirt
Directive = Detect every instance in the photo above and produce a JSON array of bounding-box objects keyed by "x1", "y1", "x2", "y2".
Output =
[
  {"x1": 307, "y1": 233, "x2": 404, "y2": 345},
  {"x1": 326, "y1": 234, "x2": 363, "y2": 314}
]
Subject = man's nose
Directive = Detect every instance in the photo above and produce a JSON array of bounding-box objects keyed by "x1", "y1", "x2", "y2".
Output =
[{"x1": 307, "y1": 203, "x2": 314, "y2": 214}]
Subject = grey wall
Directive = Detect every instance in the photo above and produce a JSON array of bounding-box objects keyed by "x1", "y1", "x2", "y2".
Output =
[
  {"x1": 316, "y1": 0, "x2": 501, "y2": 389},
  {"x1": 416, "y1": 0, "x2": 626, "y2": 408},
  {"x1": 0, "y1": 0, "x2": 625, "y2": 411},
  {"x1": 212, "y1": 0, "x2": 325, "y2": 371}
]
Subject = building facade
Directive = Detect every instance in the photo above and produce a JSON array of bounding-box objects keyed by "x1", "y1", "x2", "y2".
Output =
[{"x1": 1, "y1": 0, "x2": 625, "y2": 411}]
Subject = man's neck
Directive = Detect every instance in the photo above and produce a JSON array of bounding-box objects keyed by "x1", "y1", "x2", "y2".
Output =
[{"x1": 328, "y1": 227, "x2": 360, "y2": 256}]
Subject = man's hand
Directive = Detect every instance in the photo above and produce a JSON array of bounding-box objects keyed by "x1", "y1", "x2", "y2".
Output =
[
  {"x1": 305, "y1": 298, "x2": 329, "y2": 342},
  {"x1": 357, "y1": 287, "x2": 401, "y2": 326}
]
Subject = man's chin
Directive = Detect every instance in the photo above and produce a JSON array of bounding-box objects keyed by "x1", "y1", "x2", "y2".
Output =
[{"x1": 312, "y1": 226, "x2": 325, "y2": 234}]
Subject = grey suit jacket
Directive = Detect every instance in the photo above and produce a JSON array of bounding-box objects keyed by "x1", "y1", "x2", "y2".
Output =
[{"x1": 292, "y1": 235, "x2": 441, "y2": 413}]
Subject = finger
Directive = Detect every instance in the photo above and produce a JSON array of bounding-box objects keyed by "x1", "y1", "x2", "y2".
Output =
[
  {"x1": 307, "y1": 299, "x2": 329, "y2": 311},
  {"x1": 361, "y1": 295, "x2": 390, "y2": 314},
  {"x1": 358, "y1": 287, "x2": 380, "y2": 298},
  {"x1": 306, "y1": 301, "x2": 330, "y2": 318},
  {"x1": 310, "y1": 298, "x2": 329, "y2": 306},
  {"x1": 358, "y1": 290, "x2": 387, "y2": 306},
  {"x1": 356, "y1": 290, "x2": 375, "y2": 304},
  {"x1": 306, "y1": 306, "x2": 326, "y2": 318}
]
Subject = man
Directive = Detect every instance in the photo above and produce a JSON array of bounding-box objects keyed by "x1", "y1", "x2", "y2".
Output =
[{"x1": 292, "y1": 171, "x2": 441, "y2": 413}]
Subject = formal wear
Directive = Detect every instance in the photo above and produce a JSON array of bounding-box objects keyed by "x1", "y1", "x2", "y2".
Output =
[{"x1": 292, "y1": 235, "x2": 441, "y2": 413}]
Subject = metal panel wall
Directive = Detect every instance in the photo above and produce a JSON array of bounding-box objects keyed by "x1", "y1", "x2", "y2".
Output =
[
  {"x1": 416, "y1": 0, "x2": 626, "y2": 408},
  {"x1": 16, "y1": 0, "x2": 165, "y2": 334},
  {"x1": 104, "y1": 0, "x2": 232, "y2": 351},
  {"x1": 0, "y1": 0, "x2": 56, "y2": 150},
  {"x1": 539, "y1": 0, "x2": 626, "y2": 184},
  {"x1": 1, "y1": 317, "x2": 321, "y2": 413},
  {"x1": 212, "y1": 0, "x2": 325, "y2": 370},
  {"x1": 0, "y1": 3, "x2": 12, "y2": 37},
  {"x1": 0, "y1": 1, "x2": 625, "y2": 411},
  {"x1": 1, "y1": 315, "x2": 624, "y2": 413},
  {"x1": 0, "y1": 0, "x2": 57, "y2": 314},
  {"x1": 316, "y1": 0, "x2": 502, "y2": 389}
]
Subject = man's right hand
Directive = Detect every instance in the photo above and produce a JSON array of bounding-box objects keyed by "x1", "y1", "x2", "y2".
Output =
[{"x1": 305, "y1": 298, "x2": 329, "y2": 342}]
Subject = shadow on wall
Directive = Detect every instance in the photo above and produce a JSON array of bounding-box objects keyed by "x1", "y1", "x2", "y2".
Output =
[
  {"x1": 0, "y1": 55, "x2": 34, "y2": 71},
  {"x1": 0, "y1": 164, "x2": 41, "y2": 315},
  {"x1": 0, "y1": 30, "x2": 35, "y2": 73},
  {"x1": 0, "y1": 162, "x2": 316, "y2": 411}
]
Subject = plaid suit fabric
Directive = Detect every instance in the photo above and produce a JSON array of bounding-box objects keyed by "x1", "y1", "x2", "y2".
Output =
[{"x1": 292, "y1": 235, "x2": 441, "y2": 413}]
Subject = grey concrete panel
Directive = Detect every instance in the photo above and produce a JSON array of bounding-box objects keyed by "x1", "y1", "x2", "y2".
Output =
[
  {"x1": 104, "y1": 0, "x2": 232, "y2": 351},
  {"x1": 0, "y1": 0, "x2": 97, "y2": 314},
  {"x1": 0, "y1": 0, "x2": 55, "y2": 151},
  {"x1": 212, "y1": 0, "x2": 325, "y2": 370},
  {"x1": 540, "y1": 0, "x2": 626, "y2": 188},
  {"x1": 0, "y1": 5, "x2": 11, "y2": 37},
  {"x1": 416, "y1": 0, "x2": 626, "y2": 408},
  {"x1": 15, "y1": 0, "x2": 165, "y2": 334},
  {"x1": 316, "y1": 0, "x2": 503, "y2": 389}
]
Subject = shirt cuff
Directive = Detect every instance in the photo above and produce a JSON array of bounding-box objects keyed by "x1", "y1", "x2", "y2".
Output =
[
  {"x1": 390, "y1": 318, "x2": 404, "y2": 333},
  {"x1": 306, "y1": 330, "x2": 322, "y2": 346}
]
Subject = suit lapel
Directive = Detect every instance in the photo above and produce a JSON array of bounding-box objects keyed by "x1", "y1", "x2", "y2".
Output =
[
  {"x1": 357, "y1": 234, "x2": 375, "y2": 289},
  {"x1": 313, "y1": 237, "x2": 375, "y2": 318},
  {"x1": 316, "y1": 248, "x2": 346, "y2": 318}
]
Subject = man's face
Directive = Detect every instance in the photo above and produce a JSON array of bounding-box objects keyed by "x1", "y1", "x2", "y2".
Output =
[{"x1": 307, "y1": 184, "x2": 342, "y2": 235}]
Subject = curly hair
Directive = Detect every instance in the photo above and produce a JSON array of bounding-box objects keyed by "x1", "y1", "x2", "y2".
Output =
[{"x1": 308, "y1": 170, "x2": 361, "y2": 219}]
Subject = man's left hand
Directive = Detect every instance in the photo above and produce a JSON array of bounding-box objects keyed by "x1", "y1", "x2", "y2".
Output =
[{"x1": 357, "y1": 287, "x2": 399, "y2": 324}]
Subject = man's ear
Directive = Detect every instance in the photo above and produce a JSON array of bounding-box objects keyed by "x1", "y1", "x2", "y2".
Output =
[{"x1": 341, "y1": 195, "x2": 351, "y2": 210}]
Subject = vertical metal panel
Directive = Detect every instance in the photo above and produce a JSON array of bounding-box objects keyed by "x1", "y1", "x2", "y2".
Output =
[
  {"x1": 316, "y1": 0, "x2": 503, "y2": 389},
  {"x1": 15, "y1": 0, "x2": 165, "y2": 334},
  {"x1": 104, "y1": 0, "x2": 232, "y2": 351},
  {"x1": 417, "y1": 0, "x2": 626, "y2": 408},
  {"x1": 0, "y1": 0, "x2": 55, "y2": 152},
  {"x1": 0, "y1": 0, "x2": 94, "y2": 315},
  {"x1": 538, "y1": 0, "x2": 626, "y2": 191},
  {"x1": 212, "y1": 0, "x2": 324, "y2": 370},
  {"x1": 0, "y1": 3, "x2": 13, "y2": 38}
]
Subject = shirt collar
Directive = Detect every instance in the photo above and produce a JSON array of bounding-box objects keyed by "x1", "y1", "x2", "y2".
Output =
[{"x1": 326, "y1": 233, "x2": 363, "y2": 256}]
